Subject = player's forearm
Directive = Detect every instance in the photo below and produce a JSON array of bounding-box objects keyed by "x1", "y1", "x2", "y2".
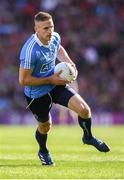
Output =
[
  {"x1": 19, "y1": 67, "x2": 53, "y2": 86},
  {"x1": 57, "y1": 45, "x2": 75, "y2": 66},
  {"x1": 19, "y1": 67, "x2": 68, "y2": 86},
  {"x1": 19, "y1": 75, "x2": 51, "y2": 86}
]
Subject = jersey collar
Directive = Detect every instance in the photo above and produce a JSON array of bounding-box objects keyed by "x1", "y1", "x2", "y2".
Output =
[{"x1": 34, "y1": 33, "x2": 50, "y2": 48}]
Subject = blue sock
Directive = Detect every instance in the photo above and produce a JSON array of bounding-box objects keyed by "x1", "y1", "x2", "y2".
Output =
[
  {"x1": 35, "y1": 129, "x2": 48, "y2": 153},
  {"x1": 78, "y1": 116, "x2": 92, "y2": 140}
]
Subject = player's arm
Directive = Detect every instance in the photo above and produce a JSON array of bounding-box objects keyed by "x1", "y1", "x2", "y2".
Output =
[
  {"x1": 57, "y1": 45, "x2": 75, "y2": 65},
  {"x1": 57, "y1": 45, "x2": 78, "y2": 72},
  {"x1": 19, "y1": 67, "x2": 69, "y2": 86}
]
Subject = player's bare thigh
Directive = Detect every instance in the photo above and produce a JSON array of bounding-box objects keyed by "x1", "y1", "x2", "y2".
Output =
[{"x1": 68, "y1": 94, "x2": 91, "y2": 119}]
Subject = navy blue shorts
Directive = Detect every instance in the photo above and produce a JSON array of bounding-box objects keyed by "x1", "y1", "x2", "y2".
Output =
[{"x1": 25, "y1": 85, "x2": 77, "y2": 122}]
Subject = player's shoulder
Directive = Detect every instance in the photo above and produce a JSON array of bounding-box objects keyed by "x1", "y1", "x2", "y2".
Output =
[
  {"x1": 21, "y1": 34, "x2": 36, "y2": 49},
  {"x1": 20, "y1": 34, "x2": 36, "y2": 59},
  {"x1": 52, "y1": 32, "x2": 61, "y2": 42}
]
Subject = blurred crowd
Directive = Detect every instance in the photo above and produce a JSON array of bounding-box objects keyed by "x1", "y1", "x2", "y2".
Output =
[{"x1": 0, "y1": 0, "x2": 124, "y2": 114}]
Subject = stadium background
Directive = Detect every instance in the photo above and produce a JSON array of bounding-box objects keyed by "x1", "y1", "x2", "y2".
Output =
[{"x1": 0, "y1": 0, "x2": 124, "y2": 125}]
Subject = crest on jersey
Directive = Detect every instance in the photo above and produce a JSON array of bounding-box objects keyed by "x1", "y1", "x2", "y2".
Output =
[{"x1": 36, "y1": 51, "x2": 41, "y2": 58}]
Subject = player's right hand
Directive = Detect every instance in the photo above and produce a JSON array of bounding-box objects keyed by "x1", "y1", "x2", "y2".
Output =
[{"x1": 49, "y1": 70, "x2": 70, "y2": 85}]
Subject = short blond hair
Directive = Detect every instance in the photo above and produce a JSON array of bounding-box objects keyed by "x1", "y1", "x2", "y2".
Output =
[{"x1": 34, "y1": 12, "x2": 52, "y2": 22}]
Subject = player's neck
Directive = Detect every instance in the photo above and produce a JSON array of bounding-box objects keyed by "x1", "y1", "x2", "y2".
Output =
[
  {"x1": 37, "y1": 34, "x2": 50, "y2": 45},
  {"x1": 41, "y1": 39, "x2": 50, "y2": 45}
]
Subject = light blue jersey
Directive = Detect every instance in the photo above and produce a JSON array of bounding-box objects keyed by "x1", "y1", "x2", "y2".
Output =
[{"x1": 19, "y1": 32, "x2": 61, "y2": 98}]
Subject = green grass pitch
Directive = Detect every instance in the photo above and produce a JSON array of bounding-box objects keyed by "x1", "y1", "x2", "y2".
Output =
[{"x1": 0, "y1": 125, "x2": 124, "y2": 179}]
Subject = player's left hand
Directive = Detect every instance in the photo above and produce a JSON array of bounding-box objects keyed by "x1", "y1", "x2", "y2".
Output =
[{"x1": 70, "y1": 63, "x2": 78, "y2": 80}]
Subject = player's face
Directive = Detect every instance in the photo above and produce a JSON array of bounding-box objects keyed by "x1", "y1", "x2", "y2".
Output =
[{"x1": 34, "y1": 19, "x2": 54, "y2": 45}]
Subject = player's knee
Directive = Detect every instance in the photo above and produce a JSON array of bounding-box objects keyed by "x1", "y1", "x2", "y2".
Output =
[
  {"x1": 79, "y1": 106, "x2": 91, "y2": 119},
  {"x1": 38, "y1": 121, "x2": 52, "y2": 134}
]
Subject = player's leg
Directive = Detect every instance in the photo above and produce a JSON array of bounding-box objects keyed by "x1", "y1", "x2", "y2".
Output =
[
  {"x1": 68, "y1": 93, "x2": 92, "y2": 140},
  {"x1": 36, "y1": 114, "x2": 52, "y2": 155},
  {"x1": 51, "y1": 85, "x2": 110, "y2": 152},
  {"x1": 25, "y1": 94, "x2": 54, "y2": 165},
  {"x1": 36, "y1": 115, "x2": 54, "y2": 166},
  {"x1": 68, "y1": 93, "x2": 110, "y2": 152},
  {"x1": 51, "y1": 85, "x2": 93, "y2": 139}
]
